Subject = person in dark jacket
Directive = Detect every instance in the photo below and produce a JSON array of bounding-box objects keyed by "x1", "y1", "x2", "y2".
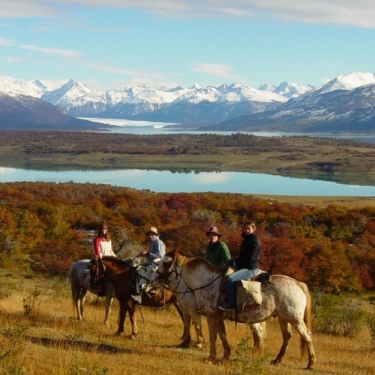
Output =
[
  {"x1": 205, "y1": 226, "x2": 231, "y2": 267},
  {"x1": 218, "y1": 220, "x2": 261, "y2": 311}
]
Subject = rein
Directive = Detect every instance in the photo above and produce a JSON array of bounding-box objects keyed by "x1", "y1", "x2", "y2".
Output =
[{"x1": 157, "y1": 257, "x2": 224, "y2": 294}]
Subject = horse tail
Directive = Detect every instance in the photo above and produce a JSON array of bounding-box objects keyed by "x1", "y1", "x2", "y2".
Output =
[{"x1": 299, "y1": 281, "x2": 312, "y2": 359}]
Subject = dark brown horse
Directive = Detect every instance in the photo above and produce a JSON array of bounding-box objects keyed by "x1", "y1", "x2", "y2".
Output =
[{"x1": 89, "y1": 256, "x2": 184, "y2": 339}]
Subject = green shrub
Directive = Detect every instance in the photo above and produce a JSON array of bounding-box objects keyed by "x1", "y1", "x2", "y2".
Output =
[
  {"x1": 0, "y1": 324, "x2": 28, "y2": 375},
  {"x1": 314, "y1": 305, "x2": 364, "y2": 337},
  {"x1": 231, "y1": 326, "x2": 268, "y2": 375}
]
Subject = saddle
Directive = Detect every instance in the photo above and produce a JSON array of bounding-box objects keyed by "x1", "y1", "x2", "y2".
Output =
[
  {"x1": 220, "y1": 268, "x2": 271, "y2": 310},
  {"x1": 236, "y1": 271, "x2": 270, "y2": 309}
]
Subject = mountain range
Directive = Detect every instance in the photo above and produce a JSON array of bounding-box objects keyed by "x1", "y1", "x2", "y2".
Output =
[{"x1": 1, "y1": 72, "x2": 375, "y2": 132}]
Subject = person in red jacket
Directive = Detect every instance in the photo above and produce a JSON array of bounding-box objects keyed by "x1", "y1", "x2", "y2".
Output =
[{"x1": 92, "y1": 222, "x2": 116, "y2": 261}]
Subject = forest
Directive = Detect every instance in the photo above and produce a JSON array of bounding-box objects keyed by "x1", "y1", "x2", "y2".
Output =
[{"x1": 0, "y1": 181, "x2": 374, "y2": 293}]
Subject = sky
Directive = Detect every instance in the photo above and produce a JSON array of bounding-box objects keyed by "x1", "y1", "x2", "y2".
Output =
[{"x1": 1, "y1": 0, "x2": 375, "y2": 92}]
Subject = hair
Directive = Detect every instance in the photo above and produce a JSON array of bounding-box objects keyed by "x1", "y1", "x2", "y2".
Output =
[
  {"x1": 243, "y1": 220, "x2": 256, "y2": 231},
  {"x1": 97, "y1": 222, "x2": 111, "y2": 240}
]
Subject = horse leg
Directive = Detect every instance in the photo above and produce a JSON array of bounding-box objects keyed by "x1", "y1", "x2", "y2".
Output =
[
  {"x1": 249, "y1": 322, "x2": 264, "y2": 349},
  {"x1": 103, "y1": 294, "x2": 113, "y2": 326},
  {"x1": 270, "y1": 317, "x2": 292, "y2": 366},
  {"x1": 191, "y1": 313, "x2": 205, "y2": 348},
  {"x1": 173, "y1": 300, "x2": 186, "y2": 339},
  {"x1": 116, "y1": 301, "x2": 127, "y2": 336},
  {"x1": 292, "y1": 321, "x2": 316, "y2": 369},
  {"x1": 216, "y1": 318, "x2": 231, "y2": 360},
  {"x1": 206, "y1": 316, "x2": 218, "y2": 361},
  {"x1": 127, "y1": 303, "x2": 138, "y2": 339},
  {"x1": 71, "y1": 284, "x2": 81, "y2": 320},
  {"x1": 179, "y1": 312, "x2": 192, "y2": 348},
  {"x1": 78, "y1": 288, "x2": 88, "y2": 321}
]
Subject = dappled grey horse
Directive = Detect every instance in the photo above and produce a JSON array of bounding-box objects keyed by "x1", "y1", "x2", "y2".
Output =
[{"x1": 69, "y1": 259, "x2": 116, "y2": 325}]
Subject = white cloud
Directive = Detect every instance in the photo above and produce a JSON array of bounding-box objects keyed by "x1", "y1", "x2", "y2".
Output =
[
  {"x1": 0, "y1": 0, "x2": 62, "y2": 18},
  {"x1": 0, "y1": 37, "x2": 15, "y2": 47},
  {"x1": 86, "y1": 62, "x2": 171, "y2": 88},
  {"x1": 192, "y1": 63, "x2": 239, "y2": 80},
  {"x1": 2, "y1": 1, "x2": 375, "y2": 28},
  {"x1": 1, "y1": 56, "x2": 23, "y2": 62},
  {"x1": 20, "y1": 44, "x2": 82, "y2": 57}
]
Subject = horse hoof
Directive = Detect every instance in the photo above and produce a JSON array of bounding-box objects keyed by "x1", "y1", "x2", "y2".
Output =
[
  {"x1": 206, "y1": 357, "x2": 219, "y2": 365},
  {"x1": 194, "y1": 343, "x2": 203, "y2": 349},
  {"x1": 179, "y1": 341, "x2": 191, "y2": 348}
]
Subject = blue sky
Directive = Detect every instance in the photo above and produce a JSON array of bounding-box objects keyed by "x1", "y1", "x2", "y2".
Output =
[{"x1": 1, "y1": 1, "x2": 375, "y2": 91}]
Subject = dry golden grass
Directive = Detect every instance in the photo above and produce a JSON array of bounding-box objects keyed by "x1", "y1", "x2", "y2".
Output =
[{"x1": 1, "y1": 273, "x2": 374, "y2": 375}]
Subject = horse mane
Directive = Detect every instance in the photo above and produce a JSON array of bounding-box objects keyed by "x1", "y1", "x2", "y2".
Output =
[
  {"x1": 101, "y1": 256, "x2": 131, "y2": 268},
  {"x1": 171, "y1": 250, "x2": 221, "y2": 273}
]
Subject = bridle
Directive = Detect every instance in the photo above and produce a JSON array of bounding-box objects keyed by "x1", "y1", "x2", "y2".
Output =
[{"x1": 155, "y1": 256, "x2": 224, "y2": 294}]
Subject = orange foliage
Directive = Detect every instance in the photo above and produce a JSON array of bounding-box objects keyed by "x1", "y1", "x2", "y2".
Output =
[{"x1": 0, "y1": 181, "x2": 375, "y2": 292}]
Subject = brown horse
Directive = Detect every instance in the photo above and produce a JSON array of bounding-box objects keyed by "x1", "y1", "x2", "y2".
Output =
[{"x1": 89, "y1": 256, "x2": 185, "y2": 339}]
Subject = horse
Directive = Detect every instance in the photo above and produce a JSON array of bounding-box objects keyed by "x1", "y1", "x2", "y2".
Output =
[
  {"x1": 89, "y1": 255, "x2": 185, "y2": 339},
  {"x1": 69, "y1": 259, "x2": 116, "y2": 325},
  {"x1": 151, "y1": 248, "x2": 316, "y2": 369},
  {"x1": 138, "y1": 259, "x2": 206, "y2": 348}
]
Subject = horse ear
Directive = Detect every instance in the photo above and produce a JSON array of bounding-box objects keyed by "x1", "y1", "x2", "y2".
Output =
[{"x1": 174, "y1": 246, "x2": 181, "y2": 257}]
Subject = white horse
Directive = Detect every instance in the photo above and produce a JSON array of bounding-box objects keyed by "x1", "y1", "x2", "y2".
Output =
[
  {"x1": 69, "y1": 259, "x2": 116, "y2": 325},
  {"x1": 138, "y1": 260, "x2": 206, "y2": 348},
  {"x1": 151, "y1": 248, "x2": 316, "y2": 369}
]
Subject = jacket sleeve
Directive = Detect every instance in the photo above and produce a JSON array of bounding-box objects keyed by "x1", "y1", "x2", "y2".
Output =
[
  {"x1": 219, "y1": 242, "x2": 231, "y2": 266},
  {"x1": 148, "y1": 239, "x2": 165, "y2": 260},
  {"x1": 93, "y1": 237, "x2": 101, "y2": 257}
]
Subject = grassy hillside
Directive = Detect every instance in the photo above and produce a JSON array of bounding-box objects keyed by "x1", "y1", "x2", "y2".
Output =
[{"x1": 1, "y1": 270, "x2": 374, "y2": 375}]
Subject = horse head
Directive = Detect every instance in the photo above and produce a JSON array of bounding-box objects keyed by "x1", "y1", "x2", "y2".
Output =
[{"x1": 150, "y1": 254, "x2": 180, "y2": 289}]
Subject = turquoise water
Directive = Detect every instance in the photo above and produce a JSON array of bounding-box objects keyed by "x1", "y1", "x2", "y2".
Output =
[{"x1": 1, "y1": 167, "x2": 375, "y2": 196}]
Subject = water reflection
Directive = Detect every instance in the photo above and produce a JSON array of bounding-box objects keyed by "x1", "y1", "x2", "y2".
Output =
[{"x1": 1, "y1": 167, "x2": 375, "y2": 197}]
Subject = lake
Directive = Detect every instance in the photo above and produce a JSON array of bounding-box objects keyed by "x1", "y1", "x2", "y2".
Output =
[
  {"x1": 84, "y1": 117, "x2": 375, "y2": 144},
  {"x1": 2, "y1": 167, "x2": 375, "y2": 196},
  {"x1": 2, "y1": 118, "x2": 375, "y2": 196}
]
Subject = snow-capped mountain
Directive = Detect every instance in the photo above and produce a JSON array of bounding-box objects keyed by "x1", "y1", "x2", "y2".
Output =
[
  {"x1": 258, "y1": 81, "x2": 314, "y2": 98},
  {"x1": 318, "y1": 72, "x2": 375, "y2": 94},
  {"x1": 217, "y1": 72, "x2": 375, "y2": 133},
  {"x1": 0, "y1": 78, "x2": 49, "y2": 98},
  {"x1": 1, "y1": 71, "x2": 375, "y2": 132},
  {"x1": 0, "y1": 78, "x2": 290, "y2": 123},
  {"x1": 41, "y1": 79, "x2": 91, "y2": 107}
]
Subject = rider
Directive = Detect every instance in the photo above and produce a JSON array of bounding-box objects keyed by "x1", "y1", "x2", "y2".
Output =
[
  {"x1": 131, "y1": 226, "x2": 166, "y2": 304},
  {"x1": 205, "y1": 225, "x2": 231, "y2": 267},
  {"x1": 92, "y1": 222, "x2": 116, "y2": 295},
  {"x1": 218, "y1": 220, "x2": 261, "y2": 311},
  {"x1": 93, "y1": 222, "x2": 116, "y2": 261}
]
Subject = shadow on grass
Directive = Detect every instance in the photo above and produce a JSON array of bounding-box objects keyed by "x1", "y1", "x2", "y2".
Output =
[{"x1": 24, "y1": 334, "x2": 131, "y2": 354}]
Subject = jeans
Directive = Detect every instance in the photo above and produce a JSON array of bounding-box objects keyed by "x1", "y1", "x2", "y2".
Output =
[{"x1": 225, "y1": 268, "x2": 259, "y2": 305}]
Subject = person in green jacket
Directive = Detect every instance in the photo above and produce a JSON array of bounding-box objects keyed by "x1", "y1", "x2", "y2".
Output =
[{"x1": 205, "y1": 226, "x2": 231, "y2": 267}]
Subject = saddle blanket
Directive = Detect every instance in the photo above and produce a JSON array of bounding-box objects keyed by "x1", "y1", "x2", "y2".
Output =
[{"x1": 236, "y1": 280, "x2": 262, "y2": 309}]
